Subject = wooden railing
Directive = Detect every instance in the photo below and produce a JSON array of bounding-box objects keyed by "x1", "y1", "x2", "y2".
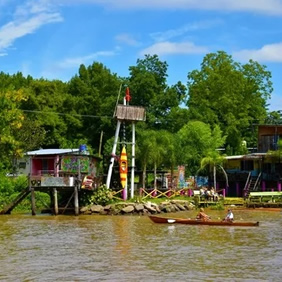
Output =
[{"x1": 139, "y1": 187, "x2": 194, "y2": 200}]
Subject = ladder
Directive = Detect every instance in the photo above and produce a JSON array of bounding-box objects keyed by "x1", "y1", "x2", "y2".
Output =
[{"x1": 243, "y1": 172, "x2": 261, "y2": 198}]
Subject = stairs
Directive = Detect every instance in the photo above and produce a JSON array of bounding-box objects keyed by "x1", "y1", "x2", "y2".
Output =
[
  {"x1": 0, "y1": 187, "x2": 30, "y2": 214},
  {"x1": 243, "y1": 173, "x2": 261, "y2": 198}
]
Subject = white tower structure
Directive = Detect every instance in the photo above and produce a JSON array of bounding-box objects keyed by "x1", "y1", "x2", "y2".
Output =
[{"x1": 106, "y1": 99, "x2": 145, "y2": 199}]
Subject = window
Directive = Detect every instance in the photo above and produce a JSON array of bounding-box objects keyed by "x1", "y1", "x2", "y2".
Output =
[
  {"x1": 42, "y1": 159, "x2": 48, "y2": 173},
  {"x1": 18, "y1": 162, "x2": 26, "y2": 169},
  {"x1": 241, "y1": 160, "x2": 254, "y2": 171}
]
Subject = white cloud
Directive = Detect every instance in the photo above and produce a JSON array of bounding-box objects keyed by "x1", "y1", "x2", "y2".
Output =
[
  {"x1": 150, "y1": 19, "x2": 223, "y2": 42},
  {"x1": 56, "y1": 0, "x2": 282, "y2": 15},
  {"x1": 140, "y1": 41, "x2": 208, "y2": 56},
  {"x1": 56, "y1": 51, "x2": 117, "y2": 69},
  {"x1": 115, "y1": 33, "x2": 139, "y2": 46},
  {"x1": 15, "y1": 0, "x2": 56, "y2": 17},
  {"x1": 0, "y1": 0, "x2": 63, "y2": 52},
  {"x1": 233, "y1": 42, "x2": 282, "y2": 62}
]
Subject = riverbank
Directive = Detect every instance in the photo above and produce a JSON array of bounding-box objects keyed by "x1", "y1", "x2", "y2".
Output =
[{"x1": 80, "y1": 199, "x2": 196, "y2": 215}]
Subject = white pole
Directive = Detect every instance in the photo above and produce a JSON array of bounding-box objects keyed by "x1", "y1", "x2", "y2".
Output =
[
  {"x1": 131, "y1": 122, "x2": 135, "y2": 199},
  {"x1": 106, "y1": 120, "x2": 121, "y2": 188},
  {"x1": 123, "y1": 96, "x2": 128, "y2": 200}
]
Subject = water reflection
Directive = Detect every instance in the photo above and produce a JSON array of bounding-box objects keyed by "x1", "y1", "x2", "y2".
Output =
[{"x1": 0, "y1": 210, "x2": 281, "y2": 281}]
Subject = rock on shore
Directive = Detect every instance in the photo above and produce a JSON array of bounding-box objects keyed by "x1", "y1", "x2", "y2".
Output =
[{"x1": 80, "y1": 200, "x2": 195, "y2": 215}]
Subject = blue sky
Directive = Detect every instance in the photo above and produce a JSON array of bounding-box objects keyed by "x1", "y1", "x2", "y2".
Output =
[{"x1": 0, "y1": 0, "x2": 282, "y2": 111}]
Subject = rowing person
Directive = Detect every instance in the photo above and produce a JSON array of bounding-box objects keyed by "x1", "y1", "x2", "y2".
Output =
[
  {"x1": 196, "y1": 208, "x2": 211, "y2": 221},
  {"x1": 223, "y1": 209, "x2": 234, "y2": 222}
]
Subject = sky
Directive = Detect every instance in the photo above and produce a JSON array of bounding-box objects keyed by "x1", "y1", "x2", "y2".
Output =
[{"x1": 0, "y1": 0, "x2": 282, "y2": 111}]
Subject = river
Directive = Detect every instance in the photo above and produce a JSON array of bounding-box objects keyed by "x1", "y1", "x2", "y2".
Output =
[{"x1": 0, "y1": 209, "x2": 281, "y2": 281}]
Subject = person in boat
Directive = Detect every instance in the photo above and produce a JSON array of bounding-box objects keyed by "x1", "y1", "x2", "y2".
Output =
[
  {"x1": 223, "y1": 209, "x2": 234, "y2": 222},
  {"x1": 196, "y1": 208, "x2": 211, "y2": 221}
]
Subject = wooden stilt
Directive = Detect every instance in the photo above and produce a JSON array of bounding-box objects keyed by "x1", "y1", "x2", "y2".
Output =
[
  {"x1": 31, "y1": 188, "x2": 36, "y2": 216},
  {"x1": 49, "y1": 191, "x2": 54, "y2": 210},
  {"x1": 74, "y1": 186, "x2": 79, "y2": 216},
  {"x1": 53, "y1": 188, "x2": 58, "y2": 215}
]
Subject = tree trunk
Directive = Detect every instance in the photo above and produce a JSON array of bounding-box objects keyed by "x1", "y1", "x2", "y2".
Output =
[
  {"x1": 213, "y1": 165, "x2": 217, "y2": 192},
  {"x1": 219, "y1": 165, "x2": 229, "y2": 188},
  {"x1": 142, "y1": 163, "x2": 147, "y2": 188},
  {"x1": 154, "y1": 162, "x2": 157, "y2": 189}
]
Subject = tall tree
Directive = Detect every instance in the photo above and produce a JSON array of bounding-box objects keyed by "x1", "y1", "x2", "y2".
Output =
[
  {"x1": 128, "y1": 54, "x2": 187, "y2": 130},
  {"x1": 21, "y1": 79, "x2": 69, "y2": 148},
  {"x1": 0, "y1": 88, "x2": 27, "y2": 170},
  {"x1": 177, "y1": 121, "x2": 226, "y2": 175},
  {"x1": 67, "y1": 62, "x2": 123, "y2": 153},
  {"x1": 187, "y1": 51, "x2": 273, "y2": 154}
]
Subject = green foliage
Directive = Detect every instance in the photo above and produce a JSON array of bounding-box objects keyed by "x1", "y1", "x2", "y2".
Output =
[
  {"x1": 187, "y1": 51, "x2": 272, "y2": 154},
  {"x1": 0, "y1": 88, "x2": 27, "y2": 169},
  {"x1": 267, "y1": 139, "x2": 282, "y2": 162},
  {"x1": 177, "y1": 121, "x2": 226, "y2": 174},
  {"x1": 0, "y1": 51, "x2": 276, "y2": 182},
  {"x1": 0, "y1": 175, "x2": 28, "y2": 210},
  {"x1": 0, "y1": 175, "x2": 15, "y2": 208},
  {"x1": 13, "y1": 192, "x2": 50, "y2": 212},
  {"x1": 89, "y1": 184, "x2": 113, "y2": 206},
  {"x1": 210, "y1": 201, "x2": 224, "y2": 210},
  {"x1": 265, "y1": 111, "x2": 282, "y2": 125},
  {"x1": 128, "y1": 54, "x2": 187, "y2": 131}
]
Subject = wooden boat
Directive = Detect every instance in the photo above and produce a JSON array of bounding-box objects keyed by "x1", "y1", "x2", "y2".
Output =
[{"x1": 149, "y1": 215, "x2": 259, "y2": 227}]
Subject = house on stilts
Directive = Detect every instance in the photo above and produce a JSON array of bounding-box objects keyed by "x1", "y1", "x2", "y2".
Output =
[{"x1": 0, "y1": 147, "x2": 102, "y2": 215}]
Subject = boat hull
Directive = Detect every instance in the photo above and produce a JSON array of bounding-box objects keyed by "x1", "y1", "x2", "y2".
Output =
[{"x1": 149, "y1": 215, "x2": 259, "y2": 227}]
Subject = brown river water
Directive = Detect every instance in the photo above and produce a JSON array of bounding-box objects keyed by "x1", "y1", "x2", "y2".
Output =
[{"x1": 0, "y1": 209, "x2": 281, "y2": 282}]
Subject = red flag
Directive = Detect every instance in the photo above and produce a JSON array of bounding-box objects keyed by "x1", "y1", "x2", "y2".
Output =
[{"x1": 125, "y1": 87, "x2": 131, "y2": 102}]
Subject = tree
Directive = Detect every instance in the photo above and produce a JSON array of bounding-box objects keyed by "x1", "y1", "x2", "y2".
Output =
[
  {"x1": 187, "y1": 51, "x2": 273, "y2": 154},
  {"x1": 21, "y1": 79, "x2": 70, "y2": 148},
  {"x1": 12, "y1": 119, "x2": 46, "y2": 153},
  {"x1": 135, "y1": 128, "x2": 172, "y2": 189},
  {"x1": 265, "y1": 111, "x2": 282, "y2": 125},
  {"x1": 0, "y1": 88, "x2": 27, "y2": 170},
  {"x1": 148, "y1": 130, "x2": 171, "y2": 189},
  {"x1": 199, "y1": 151, "x2": 228, "y2": 191},
  {"x1": 135, "y1": 128, "x2": 156, "y2": 188},
  {"x1": 67, "y1": 62, "x2": 123, "y2": 153},
  {"x1": 267, "y1": 139, "x2": 282, "y2": 161},
  {"x1": 177, "y1": 121, "x2": 226, "y2": 175},
  {"x1": 128, "y1": 54, "x2": 187, "y2": 130}
]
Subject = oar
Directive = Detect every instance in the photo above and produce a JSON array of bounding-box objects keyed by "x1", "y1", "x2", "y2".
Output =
[{"x1": 167, "y1": 219, "x2": 176, "y2": 223}]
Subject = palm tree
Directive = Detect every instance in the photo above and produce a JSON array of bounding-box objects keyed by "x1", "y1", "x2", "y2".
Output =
[
  {"x1": 136, "y1": 130, "x2": 155, "y2": 188},
  {"x1": 148, "y1": 130, "x2": 168, "y2": 189},
  {"x1": 199, "y1": 151, "x2": 229, "y2": 191}
]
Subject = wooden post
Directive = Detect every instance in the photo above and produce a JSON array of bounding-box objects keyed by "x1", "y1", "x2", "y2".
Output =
[
  {"x1": 53, "y1": 188, "x2": 58, "y2": 215},
  {"x1": 49, "y1": 191, "x2": 54, "y2": 211},
  {"x1": 74, "y1": 186, "x2": 79, "y2": 216},
  {"x1": 31, "y1": 188, "x2": 36, "y2": 216}
]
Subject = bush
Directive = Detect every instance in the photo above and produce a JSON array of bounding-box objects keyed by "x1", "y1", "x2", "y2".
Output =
[
  {"x1": 210, "y1": 201, "x2": 225, "y2": 210},
  {"x1": 0, "y1": 174, "x2": 47, "y2": 212},
  {"x1": 89, "y1": 184, "x2": 113, "y2": 206}
]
